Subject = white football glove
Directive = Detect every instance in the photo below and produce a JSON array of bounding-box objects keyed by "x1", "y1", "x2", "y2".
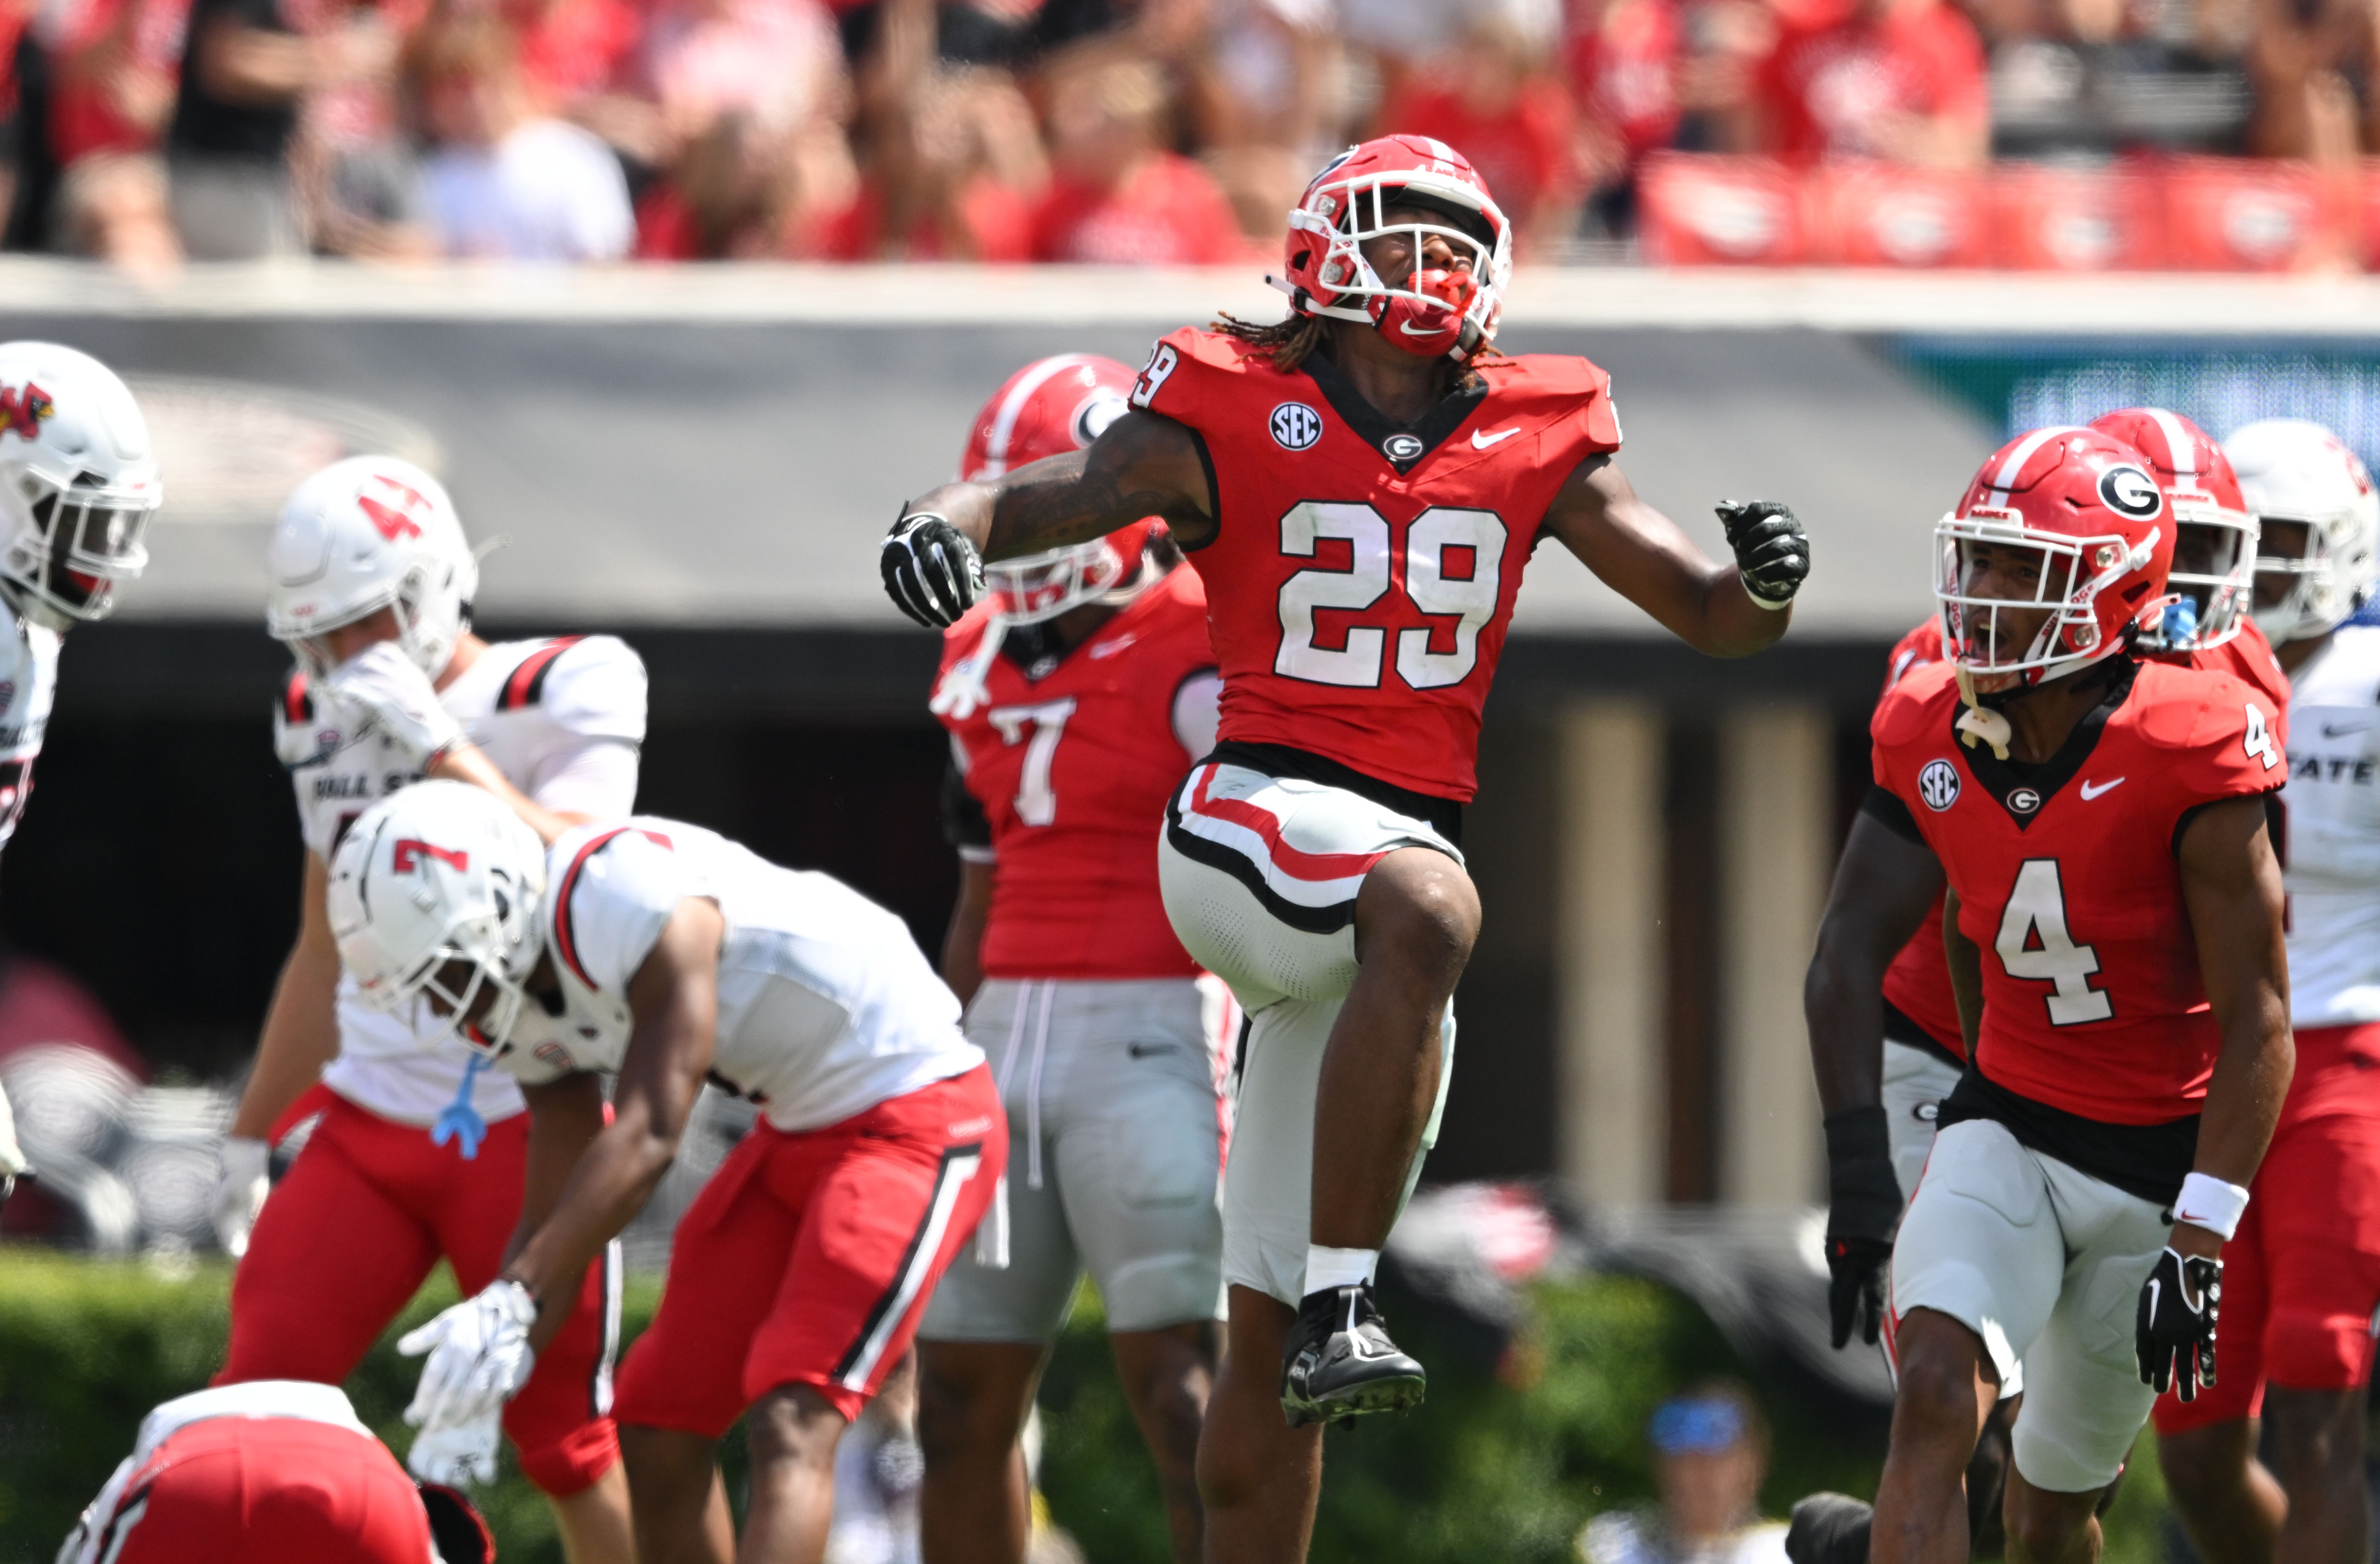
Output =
[
  {"x1": 211, "y1": 1135, "x2": 271, "y2": 1257},
  {"x1": 407, "y1": 1407, "x2": 504, "y2": 1487},
  {"x1": 399, "y1": 1279, "x2": 538, "y2": 1431},
  {"x1": 323, "y1": 641, "x2": 465, "y2": 766}
]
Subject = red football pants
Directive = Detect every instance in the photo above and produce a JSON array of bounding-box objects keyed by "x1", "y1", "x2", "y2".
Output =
[
  {"x1": 217, "y1": 1094, "x2": 621, "y2": 1494},
  {"x1": 97, "y1": 1417, "x2": 432, "y2": 1564},
  {"x1": 2155, "y1": 1024, "x2": 2380, "y2": 1434},
  {"x1": 615, "y1": 1065, "x2": 1005, "y2": 1431}
]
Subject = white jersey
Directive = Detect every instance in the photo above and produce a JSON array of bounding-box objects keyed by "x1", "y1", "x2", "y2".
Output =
[
  {"x1": 495, "y1": 817, "x2": 982, "y2": 1134},
  {"x1": 278, "y1": 635, "x2": 646, "y2": 1125},
  {"x1": 0, "y1": 596, "x2": 60, "y2": 848},
  {"x1": 2281, "y1": 623, "x2": 2380, "y2": 1025}
]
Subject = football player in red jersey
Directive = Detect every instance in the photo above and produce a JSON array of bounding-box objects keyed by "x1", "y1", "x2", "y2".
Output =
[
  {"x1": 1807, "y1": 409, "x2": 2288, "y2": 1549},
  {"x1": 914, "y1": 354, "x2": 1227, "y2": 1564},
  {"x1": 2150, "y1": 420, "x2": 2380, "y2": 1564},
  {"x1": 881, "y1": 133, "x2": 1808, "y2": 1557},
  {"x1": 1787, "y1": 427, "x2": 2293, "y2": 1564}
]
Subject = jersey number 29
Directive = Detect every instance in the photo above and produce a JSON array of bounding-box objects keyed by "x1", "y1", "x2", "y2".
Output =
[
  {"x1": 1275, "y1": 502, "x2": 1507, "y2": 690},
  {"x1": 1994, "y1": 858, "x2": 2113, "y2": 1025}
]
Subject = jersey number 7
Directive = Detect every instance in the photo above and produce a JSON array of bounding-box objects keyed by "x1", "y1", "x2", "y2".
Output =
[
  {"x1": 1276, "y1": 502, "x2": 1507, "y2": 690},
  {"x1": 1994, "y1": 858, "x2": 2113, "y2": 1025}
]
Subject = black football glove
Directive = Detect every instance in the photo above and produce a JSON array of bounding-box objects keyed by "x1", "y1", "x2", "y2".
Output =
[
  {"x1": 1823, "y1": 1106, "x2": 1903, "y2": 1350},
  {"x1": 1717, "y1": 500, "x2": 1810, "y2": 609},
  {"x1": 882, "y1": 510, "x2": 983, "y2": 628},
  {"x1": 2137, "y1": 1247, "x2": 2221, "y2": 1400}
]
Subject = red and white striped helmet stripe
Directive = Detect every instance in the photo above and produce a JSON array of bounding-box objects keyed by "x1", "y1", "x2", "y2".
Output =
[
  {"x1": 1982, "y1": 425, "x2": 2085, "y2": 508},
  {"x1": 971, "y1": 354, "x2": 1105, "y2": 481}
]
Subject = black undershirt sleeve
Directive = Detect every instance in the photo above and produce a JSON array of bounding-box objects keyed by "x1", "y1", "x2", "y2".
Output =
[
  {"x1": 940, "y1": 761, "x2": 992, "y2": 852},
  {"x1": 1860, "y1": 783, "x2": 1925, "y2": 845}
]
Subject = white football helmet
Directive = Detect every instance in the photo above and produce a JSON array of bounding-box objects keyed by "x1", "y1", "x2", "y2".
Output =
[
  {"x1": 327, "y1": 781, "x2": 550, "y2": 1059},
  {"x1": 267, "y1": 456, "x2": 477, "y2": 679},
  {"x1": 0, "y1": 341, "x2": 161, "y2": 631},
  {"x1": 2225, "y1": 418, "x2": 2380, "y2": 643}
]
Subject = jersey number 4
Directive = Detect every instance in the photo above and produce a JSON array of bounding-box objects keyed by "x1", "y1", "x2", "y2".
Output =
[
  {"x1": 1275, "y1": 502, "x2": 1507, "y2": 690},
  {"x1": 1994, "y1": 858, "x2": 2113, "y2": 1025},
  {"x1": 988, "y1": 698, "x2": 1076, "y2": 827}
]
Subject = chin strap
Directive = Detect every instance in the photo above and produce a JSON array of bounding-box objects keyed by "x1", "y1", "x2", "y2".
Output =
[{"x1": 1953, "y1": 667, "x2": 2014, "y2": 761}]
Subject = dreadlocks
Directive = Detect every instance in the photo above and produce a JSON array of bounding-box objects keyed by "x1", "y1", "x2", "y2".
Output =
[
  {"x1": 1213, "y1": 311, "x2": 1329, "y2": 373},
  {"x1": 1213, "y1": 309, "x2": 1501, "y2": 391}
]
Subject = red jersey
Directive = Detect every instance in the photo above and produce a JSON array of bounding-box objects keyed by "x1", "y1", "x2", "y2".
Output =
[
  {"x1": 938, "y1": 566, "x2": 1218, "y2": 980},
  {"x1": 1876, "y1": 616, "x2": 2296, "y2": 1064},
  {"x1": 1874, "y1": 618, "x2": 1964, "y2": 1058},
  {"x1": 1872, "y1": 656, "x2": 2284, "y2": 1125},
  {"x1": 1132, "y1": 327, "x2": 1623, "y2": 801}
]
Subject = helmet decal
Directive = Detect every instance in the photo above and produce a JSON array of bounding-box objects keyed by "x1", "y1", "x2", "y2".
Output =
[
  {"x1": 0, "y1": 383, "x2": 53, "y2": 442},
  {"x1": 2099, "y1": 465, "x2": 2163, "y2": 519}
]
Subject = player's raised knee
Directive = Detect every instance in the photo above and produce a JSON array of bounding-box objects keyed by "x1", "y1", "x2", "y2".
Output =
[{"x1": 1358, "y1": 850, "x2": 1481, "y2": 966}]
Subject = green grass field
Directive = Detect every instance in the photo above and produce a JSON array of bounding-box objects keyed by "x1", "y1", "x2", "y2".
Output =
[{"x1": 0, "y1": 1246, "x2": 2178, "y2": 1563}]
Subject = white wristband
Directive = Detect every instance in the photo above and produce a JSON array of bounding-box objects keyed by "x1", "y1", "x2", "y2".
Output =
[{"x1": 2173, "y1": 1172, "x2": 2251, "y2": 1240}]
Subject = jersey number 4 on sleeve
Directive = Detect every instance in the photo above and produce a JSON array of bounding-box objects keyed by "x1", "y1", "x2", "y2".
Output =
[
  {"x1": 1994, "y1": 858, "x2": 2114, "y2": 1024},
  {"x1": 988, "y1": 698, "x2": 1076, "y2": 828},
  {"x1": 1276, "y1": 502, "x2": 1508, "y2": 690}
]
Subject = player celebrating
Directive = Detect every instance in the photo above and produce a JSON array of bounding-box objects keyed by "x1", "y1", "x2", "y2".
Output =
[
  {"x1": 914, "y1": 355, "x2": 1227, "y2": 1564},
  {"x1": 880, "y1": 134, "x2": 1808, "y2": 1556},
  {"x1": 1791, "y1": 426, "x2": 2293, "y2": 1564},
  {"x1": 0, "y1": 340, "x2": 161, "y2": 853},
  {"x1": 60, "y1": 1380, "x2": 495, "y2": 1564},
  {"x1": 212, "y1": 456, "x2": 643, "y2": 1553},
  {"x1": 327, "y1": 780, "x2": 1002, "y2": 1564},
  {"x1": 2152, "y1": 419, "x2": 2380, "y2": 1564},
  {"x1": 1808, "y1": 407, "x2": 2285, "y2": 1545}
]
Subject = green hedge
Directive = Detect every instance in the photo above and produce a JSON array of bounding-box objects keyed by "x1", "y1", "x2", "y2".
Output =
[{"x1": 0, "y1": 1246, "x2": 2173, "y2": 1564}]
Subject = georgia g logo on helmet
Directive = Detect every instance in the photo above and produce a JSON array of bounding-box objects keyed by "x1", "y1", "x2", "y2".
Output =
[{"x1": 2099, "y1": 463, "x2": 2163, "y2": 520}]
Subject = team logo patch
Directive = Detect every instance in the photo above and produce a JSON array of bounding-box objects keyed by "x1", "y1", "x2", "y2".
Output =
[
  {"x1": 1383, "y1": 433, "x2": 1425, "y2": 462},
  {"x1": 2007, "y1": 786, "x2": 2043, "y2": 814},
  {"x1": 1271, "y1": 402, "x2": 1323, "y2": 451},
  {"x1": 2098, "y1": 463, "x2": 2163, "y2": 520},
  {"x1": 1918, "y1": 759, "x2": 1960, "y2": 811}
]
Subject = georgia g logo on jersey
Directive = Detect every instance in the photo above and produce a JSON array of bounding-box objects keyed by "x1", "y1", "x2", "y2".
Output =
[{"x1": 2098, "y1": 463, "x2": 2163, "y2": 520}]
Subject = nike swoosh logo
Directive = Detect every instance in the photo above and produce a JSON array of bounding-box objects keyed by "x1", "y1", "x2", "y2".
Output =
[
  {"x1": 1471, "y1": 428, "x2": 1520, "y2": 449},
  {"x1": 2326, "y1": 720, "x2": 2373, "y2": 737},
  {"x1": 1089, "y1": 635, "x2": 1137, "y2": 659},
  {"x1": 2080, "y1": 777, "x2": 2126, "y2": 800},
  {"x1": 1398, "y1": 319, "x2": 1441, "y2": 336}
]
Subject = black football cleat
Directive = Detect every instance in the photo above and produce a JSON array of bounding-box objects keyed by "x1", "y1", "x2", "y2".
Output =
[
  {"x1": 1280, "y1": 1283, "x2": 1426, "y2": 1428},
  {"x1": 1787, "y1": 1493, "x2": 1874, "y2": 1564}
]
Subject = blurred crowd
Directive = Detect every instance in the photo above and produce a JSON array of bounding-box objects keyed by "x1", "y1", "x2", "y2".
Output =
[{"x1": 0, "y1": 0, "x2": 2367, "y2": 269}]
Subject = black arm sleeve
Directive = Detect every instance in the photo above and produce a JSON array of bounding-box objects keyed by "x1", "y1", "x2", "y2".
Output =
[
  {"x1": 1860, "y1": 783, "x2": 1925, "y2": 845},
  {"x1": 940, "y1": 760, "x2": 993, "y2": 852}
]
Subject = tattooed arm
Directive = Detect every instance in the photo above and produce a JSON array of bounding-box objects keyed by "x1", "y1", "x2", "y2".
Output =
[{"x1": 907, "y1": 409, "x2": 1219, "y2": 560}]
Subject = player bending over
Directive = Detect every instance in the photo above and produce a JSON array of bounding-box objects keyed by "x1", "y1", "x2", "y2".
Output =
[
  {"x1": 328, "y1": 781, "x2": 1002, "y2": 1564},
  {"x1": 212, "y1": 456, "x2": 642, "y2": 1554},
  {"x1": 1789, "y1": 426, "x2": 2293, "y2": 1564},
  {"x1": 2150, "y1": 419, "x2": 2380, "y2": 1564},
  {"x1": 1807, "y1": 407, "x2": 2281, "y2": 1549},
  {"x1": 881, "y1": 133, "x2": 1808, "y2": 1560},
  {"x1": 0, "y1": 341, "x2": 160, "y2": 854},
  {"x1": 60, "y1": 1380, "x2": 495, "y2": 1564},
  {"x1": 914, "y1": 355, "x2": 1227, "y2": 1564}
]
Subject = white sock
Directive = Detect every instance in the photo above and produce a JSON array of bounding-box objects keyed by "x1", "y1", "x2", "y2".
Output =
[{"x1": 1305, "y1": 1245, "x2": 1376, "y2": 1294}]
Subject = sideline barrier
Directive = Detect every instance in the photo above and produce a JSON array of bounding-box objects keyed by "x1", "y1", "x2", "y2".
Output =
[{"x1": 1639, "y1": 153, "x2": 2373, "y2": 272}]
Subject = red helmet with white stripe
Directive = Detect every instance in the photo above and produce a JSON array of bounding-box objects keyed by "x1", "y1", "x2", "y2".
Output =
[
  {"x1": 956, "y1": 354, "x2": 1153, "y2": 625},
  {"x1": 1276, "y1": 135, "x2": 1512, "y2": 362},
  {"x1": 1937, "y1": 426, "x2": 2174, "y2": 693},
  {"x1": 2087, "y1": 408, "x2": 2256, "y2": 652}
]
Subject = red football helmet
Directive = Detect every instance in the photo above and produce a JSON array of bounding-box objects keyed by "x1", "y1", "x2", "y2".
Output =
[
  {"x1": 1275, "y1": 135, "x2": 1512, "y2": 362},
  {"x1": 2087, "y1": 407, "x2": 2257, "y2": 652},
  {"x1": 933, "y1": 354, "x2": 1161, "y2": 720},
  {"x1": 957, "y1": 354, "x2": 1156, "y2": 625},
  {"x1": 1937, "y1": 425, "x2": 2175, "y2": 692}
]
